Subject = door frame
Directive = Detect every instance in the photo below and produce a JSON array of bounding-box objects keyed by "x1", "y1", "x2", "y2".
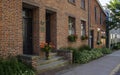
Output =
[
  {"x1": 90, "y1": 30, "x2": 94, "y2": 48},
  {"x1": 23, "y1": 8, "x2": 33, "y2": 55}
]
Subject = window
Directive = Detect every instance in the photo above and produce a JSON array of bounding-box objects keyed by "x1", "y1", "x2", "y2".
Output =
[
  {"x1": 68, "y1": 17, "x2": 76, "y2": 35},
  {"x1": 100, "y1": 12, "x2": 102, "y2": 24},
  {"x1": 81, "y1": 0, "x2": 85, "y2": 9},
  {"x1": 68, "y1": 0, "x2": 75, "y2": 4},
  {"x1": 94, "y1": 6, "x2": 97, "y2": 23},
  {"x1": 81, "y1": 20, "x2": 86, "y2": 36}
]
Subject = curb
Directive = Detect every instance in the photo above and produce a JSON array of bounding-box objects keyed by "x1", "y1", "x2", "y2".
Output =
[{"x1": 110, "y1": 64, "x2": 120, "y2": 75}]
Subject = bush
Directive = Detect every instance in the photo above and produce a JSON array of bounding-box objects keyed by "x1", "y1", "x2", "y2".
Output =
[
  {"x1": 112, "y1": 42, "x2": 120, "y2": 50},
  {"x1": 90, "y1": 49, "x2": 103, "y2": 59},
  {"x1": 73, "y1": 49, "x2": 103, "y2": 64},
  {"x1": 78, "y1": 45, "x2": 91, "y2": 51},
  {"x1": 0, "y1": 57, "x2": 35, "y2": 75},
  {"x1": 101, "y1": 48, "x2": 112, "y2": 54}
]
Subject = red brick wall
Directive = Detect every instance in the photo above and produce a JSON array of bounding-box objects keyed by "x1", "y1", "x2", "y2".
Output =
[
  {"x1": 0, "y1": 0, "x2": 106, "y2": 58},
  {"x1": 0, "y1": 0, "x2": 23, "y2": 58},
  {"x1": 90, "y1": 0, "x2": 106, "y2": 48}
]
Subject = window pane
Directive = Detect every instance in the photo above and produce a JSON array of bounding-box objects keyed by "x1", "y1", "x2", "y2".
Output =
[
  {"x1": 68, "y1": 17, "x2": 76, "y2": 35},
  {"x1": 81, "y1": 0, "x2": 85, "y2": 9},
  {"x1": 81, "y1": 20, "x2": 86, "y2": 36},
  {"x1": 69, "y1": 0, "x2": 75, "y2": 3}
]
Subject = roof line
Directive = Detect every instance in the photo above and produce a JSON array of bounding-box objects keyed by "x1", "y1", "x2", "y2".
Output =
[{"x1": 96, "y1": 0, "x2": 107, "y2": 16}]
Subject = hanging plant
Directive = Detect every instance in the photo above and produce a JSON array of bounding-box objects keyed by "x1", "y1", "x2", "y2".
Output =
[
  {"x1": 81, "y1": 35, "x2": 88, "y2": 40},
  {"x1": 97, "y1": 41, "x2": 102, "y2": 45},
  {"x1": 68, "y1": 34, "x2": 78, "y2": 42}
]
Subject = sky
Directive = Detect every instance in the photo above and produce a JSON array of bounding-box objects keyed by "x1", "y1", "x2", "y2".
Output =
[{"x1": 99, "y1": 0, "x2": 111, "y2": 6}]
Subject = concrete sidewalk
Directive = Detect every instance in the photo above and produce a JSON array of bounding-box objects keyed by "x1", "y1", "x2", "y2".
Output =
[{"x1": 56, "y1": 50, "x2": 120, "y2": 75}]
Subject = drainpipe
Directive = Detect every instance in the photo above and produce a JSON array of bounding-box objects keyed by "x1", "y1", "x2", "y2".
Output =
[
  {"x1": 88, "y1": 0, "x2": 91, "y2": 48},
  {"x1": 106, "y1": 16, "x2": 110, "y2": 48}
]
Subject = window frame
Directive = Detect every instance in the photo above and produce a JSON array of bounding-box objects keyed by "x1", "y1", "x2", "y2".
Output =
[
  {"x1": 94, "y1": 6, "x2": 98, "y2": 23},
  {"x1": 81, "y1": 0, "x2": 85, "y2": 10},
  {"x1": 100, "y1": 12, "x2": 103, "y2": 25},
  {"x1": 68, "y1": 0, "x2": 76, "y2": 5},
  {"x1": 68, "y1": 16, "x2": 76, "y2": 35},
  {"x1": 81, "y1": 20, "x2": 86, "y2": 36}
]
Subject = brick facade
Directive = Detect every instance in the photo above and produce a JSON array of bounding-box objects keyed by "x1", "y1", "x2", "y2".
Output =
[
  {"x1": 89, "y1": 0, "x2": 106, "y2": 48},
  {"x1": 0, "y1": 0, "x2": 106, "y2": 58}
]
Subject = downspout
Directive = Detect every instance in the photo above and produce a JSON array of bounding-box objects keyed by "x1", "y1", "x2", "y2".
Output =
[{"x1": 88, "y1": 0, "x2": 91, "y2": 47}]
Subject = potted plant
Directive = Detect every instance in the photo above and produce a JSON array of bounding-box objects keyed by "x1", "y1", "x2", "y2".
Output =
[
  {"x1": 81, "y1": 35, "x2": 88, "y2": 40},
  {"x1": 40, "y1": 42, "x2": 55, "y2": 60},
  {"x1": 67, "y1": 34, "x2": 77, "y2": 42},
  {"x1": 97, "y1": 40, "x2": 102, "y2": 45}
]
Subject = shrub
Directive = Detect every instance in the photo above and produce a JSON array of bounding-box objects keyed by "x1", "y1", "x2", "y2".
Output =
[
  {"x1": 111, "y1": 43, "x2": 120, "y2": 50},
  {"x1": 78, "y1": 50, "x2": 92, "y2": 63},
  {"x1": 73, "y1": 49, "x2": 103, "y2": 64},
  {"x1": 0, "y1": 57, "x2": 35, "y2": 75},
  {"x1": 78, "y1": 45, "x2": 91, "y2": 51},
  {"x1": 101, "y1": 48, "x2": 112, "y2": 54}
]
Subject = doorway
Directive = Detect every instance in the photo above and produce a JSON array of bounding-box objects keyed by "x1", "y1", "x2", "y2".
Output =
[
  {"x1": 23, "y1": 8, "x2": 33, "y2": 55},
  {"x1": 90, "y1": 30, "x2": 94, "y2": 48},
  {"x1": 46, "y1": 10, "x2": 57, "y2": 45}
]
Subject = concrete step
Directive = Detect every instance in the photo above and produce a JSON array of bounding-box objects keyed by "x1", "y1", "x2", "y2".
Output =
[
  {"x1": 37, "y1": 60, "x2": 69, "y2": 73},
  {"x1": 38, "y1": 56, "x2": 63, "y2": 65},
  {"x1": 49, "y1": 52, "x2": 57, "y2": 57}
]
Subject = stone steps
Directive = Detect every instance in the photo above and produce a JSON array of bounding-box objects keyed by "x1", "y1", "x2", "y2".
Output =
[
  {"x1": 37, "y1": 59, "x2": 69, "y2": 73},
  {"x1": 38, "y1": 56, "x2": 63, "y2": 65},
  {"x1": 37, "y1": 52, "x2": 69, "y2": 73}
]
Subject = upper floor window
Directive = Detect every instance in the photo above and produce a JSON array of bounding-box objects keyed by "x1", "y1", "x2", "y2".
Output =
[
  {"x1": 81, "y1": 20, "x2": 86, "y2": 36},
  {"x1": 68, "y1": 0, "x2": 75, "y2": 4},
  {"x1": 81, "y1": 0, "x2": 85, "y2": 9},
  {"x1": 68, "y1": 16, "x2": 76, "y2": 35},
  {"x1": 94, "y1": 6, "x2": 98, "y2": 23},
  {"x1": 100, "y1": 12, "x2": 103, "y2": 25}
]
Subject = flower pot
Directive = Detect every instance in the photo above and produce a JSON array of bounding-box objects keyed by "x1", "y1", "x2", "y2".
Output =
[{"x1": 45, "y1": 52, "x2": 50, "y2": 60}]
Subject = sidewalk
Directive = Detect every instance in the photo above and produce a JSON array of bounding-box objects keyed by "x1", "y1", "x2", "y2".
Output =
[{"x1": 56, "y1": 50, "x2": 120, "y2": 75}]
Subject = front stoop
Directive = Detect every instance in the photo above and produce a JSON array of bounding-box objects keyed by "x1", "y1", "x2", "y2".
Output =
[
  {"x1": 19, "y1": 53, "x2": 70, "y2": 74},
  {"x1": 36, "y1": 53, "x2": 70, "y2": 73}
]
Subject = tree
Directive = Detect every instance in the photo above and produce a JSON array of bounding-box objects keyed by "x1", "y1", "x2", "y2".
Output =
[{"x1": 107, "y1": 0, "x2": 120, "y2": 30}]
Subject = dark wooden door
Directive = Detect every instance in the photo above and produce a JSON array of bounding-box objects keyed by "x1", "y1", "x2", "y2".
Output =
[
  {"x1": 46, "y1": 13, "x2": 51, "y2": 43},
  {"x1": 90, "y1": 30, "x2": 94, "y2": 48},
  {"x1": 23, "y1": 8, "x2": 33, "y2": 55}
]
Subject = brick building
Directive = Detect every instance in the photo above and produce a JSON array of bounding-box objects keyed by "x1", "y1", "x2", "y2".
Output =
[{"x1": 0, "y1": 0, "x2": 106, "y2": 58}]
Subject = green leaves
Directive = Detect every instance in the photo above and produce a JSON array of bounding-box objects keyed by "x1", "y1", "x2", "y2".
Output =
[
  {"x1": 107, "y1": 0, "x2": 120, "y2": 30},
  {"x1": 0, "y1": 58, "x2": 35, "y2": 75},
  {"x1": 73, "y1": 48, "x2": 112, "y2": 64}
]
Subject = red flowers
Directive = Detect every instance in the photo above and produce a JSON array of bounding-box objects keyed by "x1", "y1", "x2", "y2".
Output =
[{"x1": 40, "y1": 42, "x2": 55, "y2": 52}]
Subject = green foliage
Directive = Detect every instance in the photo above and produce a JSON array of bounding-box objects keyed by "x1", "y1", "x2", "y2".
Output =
[
  {"x1": 96, "y1": 41, "x2": 102, "y2": 45},
  {"x1": 78, "y1": 45, "x2": 91, "y2": 51},
  {"x1": 81, "y1": 35, "x2": 88, "y2": 40},
  {"x1": 73, "y1": 49, "x2": 104, "y2": 64},
  {"x1": 101, "y1": 48, "x2": 112, "y2": 54},
  {"x1": 60, "y1": 46, "x2": 112, "y2": 64},
  {"x1": 67, "y1": 34, "x2": 77, "y2": 42},
  {"x1": 0, "y1": 57, "x2": 35, "y2": 75},
  {"x1": 107, "y1": 0, "x2": 120, "y2": 30},
  {"x1": 112, "y1": 42, "x2": 120, "y2": 50}
]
